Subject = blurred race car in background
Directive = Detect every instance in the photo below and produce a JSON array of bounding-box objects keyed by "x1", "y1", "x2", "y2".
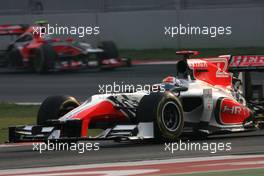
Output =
[
  {"x1": 8, "y1": 51, "x2": 264, "y2": 143},
  {"x1": 0, "y1": 24, "x2": 131, "y2": 73}
]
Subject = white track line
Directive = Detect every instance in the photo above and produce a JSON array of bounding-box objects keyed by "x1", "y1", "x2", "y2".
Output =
[
  {"x1": 133, "y1": 61, "x2": 176, "y2": 65},
  {"x1": 14, "y1": 102, "x2": 41, "y2": 105},
  {"x1": 0, "y1": 143, "x2": 38, "y2": 148},
  {"x1": 7, "y1": 169, "x2": 160, "y2": 176},
  {"x1": 1, "y1": 155, "x2": 264, "y2": 175}
]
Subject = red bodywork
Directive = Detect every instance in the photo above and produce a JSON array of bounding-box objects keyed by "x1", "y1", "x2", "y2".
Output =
[
  {"x1": 189, "y1": 57, "x2": 232, "y2": 88},
  {"x1": 220, "y1": 98, "x2": 251, "y2": 125},
  {"x1": 16, "y1": 26, "x2": 83, "y2": 65},
  {"x1": 72, "y1": 100, "x2": 126, "y2": 136},
  {"x1": 64, "y1": 54, "x2": 255, "y2": 137},
  {"x1": 0, "y1": 24, "x2": 128, "y2": 71},
  {"x1": 188, "y1": 54, "x2": 252, "y2": 126},
  {"x1": 0, "y1": 25, "x2": 84, "y2": 68}
]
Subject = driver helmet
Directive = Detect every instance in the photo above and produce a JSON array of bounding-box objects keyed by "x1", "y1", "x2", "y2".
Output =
[{"x1": 162, "y1": 76, "x2": 182, "y2": 90}]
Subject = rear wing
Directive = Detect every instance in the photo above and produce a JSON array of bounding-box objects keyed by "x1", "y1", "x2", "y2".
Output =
[
  {"x1": 0, "y1": 24, "x2": 28, "y2": 36},
  {"x1": 175, "y1": 51, "x2": 264, "y2": 72},
  {"x1": 176, "y1": 50, "x2": 199, "y2": 59},
  {"x1": 228, "y1": 55, "x2": 264, "y2": 72}
]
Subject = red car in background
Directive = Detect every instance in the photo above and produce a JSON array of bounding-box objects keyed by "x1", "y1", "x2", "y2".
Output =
[{"x1": 0, "y1": 24, "x2": 131, "y2": 73}]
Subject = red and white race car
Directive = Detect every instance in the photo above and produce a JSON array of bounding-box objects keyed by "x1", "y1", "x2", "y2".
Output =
[
  {"x1": 0, "y1": 24, "x2": 131, "y2": 73},
  {"x1": 8, "y1": 51, "x2": 264, "y2": 143}
]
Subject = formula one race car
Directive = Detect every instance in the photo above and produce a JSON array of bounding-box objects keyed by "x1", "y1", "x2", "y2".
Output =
[
  {"x1": 0, "y1": 24, "x2": 130, "y2": 73},
  {"x1": 8, "y1": 51, "x2": 264, "y2": 143}
]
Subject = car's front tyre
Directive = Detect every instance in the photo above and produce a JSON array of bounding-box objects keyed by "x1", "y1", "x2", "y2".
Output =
[
  {"x1": 137, "y1": 92, "x2": 184, "y2": 142},
  {"x1": 37, "y1": 95, "x2": 80, "y2": 125}
]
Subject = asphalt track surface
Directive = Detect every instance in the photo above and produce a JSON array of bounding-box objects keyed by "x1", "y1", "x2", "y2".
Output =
[
  {"x1": 0, "y1": 131, "x2": 264, "y2": 170},
  {"x1": 0, "y1": 64, "x2": 263, "y2": 103},
  {"x1": 0, "y1": 64, "x2": 264, "y2": 171},
  {"x1": 0, "y1": 65, "x2": 176, "y2": 102}
]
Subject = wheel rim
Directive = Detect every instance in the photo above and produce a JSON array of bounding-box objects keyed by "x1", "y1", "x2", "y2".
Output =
[{"x1": 161, "y1": 101, "x2": 180, "y2": 132}]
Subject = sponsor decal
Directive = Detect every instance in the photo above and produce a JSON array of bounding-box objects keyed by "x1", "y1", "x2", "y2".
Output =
[
  {"x1": 219, "y1": 98, "x2": 250, "y2": 124},
  {"x1": 188, "y1": 59, "x2": 208, "y2": 70},
  {"x1": 230, "y1": 55, "x2": 264, "y2": 67}
]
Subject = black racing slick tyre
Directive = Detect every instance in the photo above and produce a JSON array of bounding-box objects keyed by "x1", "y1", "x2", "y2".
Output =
[
  {"x1": 98, "y1": 41, "x2": 119, "y2": 58},
  {"x1": 137, "y1": 92, "x2": 184, "y2": 142},
  {"x1": 7, "y1": 47, "x2": 23, "y2": 67},
  {"x1": 124, "y1": 58, "x2": 132, "y2": 67},
  {"x1": 37, "y1": 95, "x2": 80, "y2": 125},
  {"x1": 32, "y1": 44, "x2": 57, "y2": 73}
]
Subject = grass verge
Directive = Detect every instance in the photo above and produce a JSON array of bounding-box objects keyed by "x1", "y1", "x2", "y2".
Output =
[
  {"x1": 171, "y1": 168, "x2": 264, "y2": 176},
  {"x1": 0, "y1": 103, "x2": 38, "y2": 143},
  {"x1": 0, "y1": 103, "x2": 101, "y2": 144}
]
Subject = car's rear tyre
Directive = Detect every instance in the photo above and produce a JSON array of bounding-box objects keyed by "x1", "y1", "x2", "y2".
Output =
[
  {"x1": 7, "y1": 47, "x2": 23, "y2": 67},
  {"x1": 137, "y1": 92, "x2": 184, "y2": 142},
  {"x1": 124, "y1": 58, "x2": 132, "y2": 67},
  {"x1": 98, "y1": 41, "x2": 119, "y2": 70},
  {"x1": 32, "y1": 44, "x2": 56, "y2": 73},
  {"x1": 37, "y1": 95, "x2": 80, "y2": 125},
  {"x1": 98, "y1": 41, "x2": 119, "y2": 58}
]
